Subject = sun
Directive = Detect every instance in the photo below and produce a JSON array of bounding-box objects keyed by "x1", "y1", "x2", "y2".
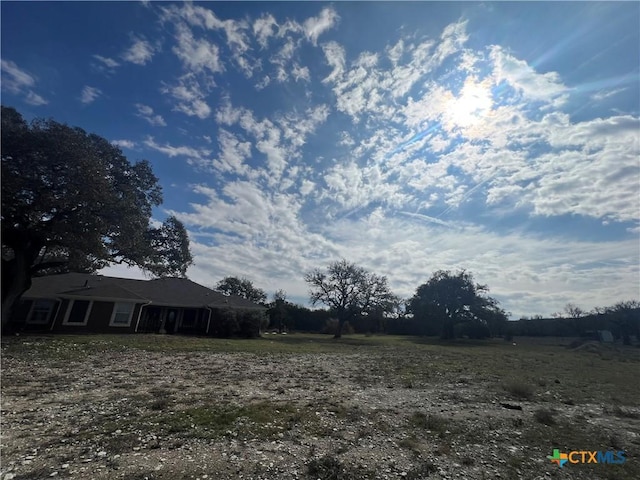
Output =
[{"x1": 445, "y1": 77, "x2": 493, "y2": 129}]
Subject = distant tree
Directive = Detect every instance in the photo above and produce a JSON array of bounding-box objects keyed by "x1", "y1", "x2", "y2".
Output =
[
  {"x1": 215, "y1": 276, "x2": 267, "y2": 304},
  {"x1": 563, "y1": 303, "x2": 588, "y2": 336},
  {"x1": 408, "y1": 270, "x2": 507, "y2": 340},
  {"x1": 267, "y1": 289, "x2": 289, "y2": 333},
  {"x1": 304, "y1": 259, "x2": 398, "y2": 338},
  {"x1": 1, "y1": 106, "x2": 193, "y2": 330},
  {"x1": 564, "y1": 303, "x2": 585, "y2": 319},
  {"x1": 606, "y1": 300, "x2": 640, "y2": 345}
]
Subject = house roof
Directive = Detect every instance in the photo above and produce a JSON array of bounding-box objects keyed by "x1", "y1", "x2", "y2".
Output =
[{"x1": 23, "y1": 273, "x2": 265, "y2": 310}]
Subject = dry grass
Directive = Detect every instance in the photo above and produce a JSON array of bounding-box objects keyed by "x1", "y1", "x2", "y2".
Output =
[{"x1": 2, "y1": 333, "x2": 640, "y2": 479}]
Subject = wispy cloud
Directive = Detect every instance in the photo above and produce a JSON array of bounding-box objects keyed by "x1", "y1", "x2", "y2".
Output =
[
  {"x1": 80, "y1": 85, "x2": 102, "y2": 104},
  {"x1": 253, "y1": 13, "x2": 277, "y2": 49},
  {"x1": 135, "y1": 103, "x2": 166, "y2": 126},
  {"x1": 172, "y1": 22, "x2": 224, "y2": 74},
  {"x1": 25, "y1": 91, "x2": 48, "y2": 106},
  {"x1": 399, "y1": 211, "x2": 453, "y2": 228},
  {"x1": 161, "y1": 74, "x2": 212, "y2": 119},
  {"x1": 112, "y1": 139, "x2": 137, "y2": 149},
  {"x1": 144, "y1": 136, "x2": 212, "y2": 168},
  {"x1": 121, "y1": 35, "x2": 155, "y2": 65},
  {"x1": 93, "y1": 54, "x2": 120, "y2": 69},
  {"x1": 303, "y1": 6, "x2": 339, "y2": 45},
  {"x1": 1, "y1": 59, "x2": 48, "y2": 105},
  {"x1": 590, "y1": 87, "x2": 626, "y2": 102}
]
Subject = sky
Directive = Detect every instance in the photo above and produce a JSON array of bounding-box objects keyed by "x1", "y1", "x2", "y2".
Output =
[{"x1": 2, "y1": 1, "x2": 639, "y2": 318}]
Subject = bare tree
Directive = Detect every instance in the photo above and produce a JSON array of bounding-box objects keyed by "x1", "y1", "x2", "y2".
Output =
[
  {"x1": 564, "y1": 303, "x2": 585, "y2": 319},
  {"x1": 304, "y1": 259, "x2": 398, "y2": 338}
]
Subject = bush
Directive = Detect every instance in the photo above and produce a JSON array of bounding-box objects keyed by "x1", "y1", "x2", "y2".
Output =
[
  {"x1": 213, "y1": 308, "x2": 239, "y2": 337},
  {"x1": 209, "y1": 308, "x2": 267, "y2": 338},
  {"x1": 238, "y1": 310, "x2": 267, "y2": 338},
  {"x1": 503, "y1": 380, "x2": 535, "y2": 400},
  {"x1": 307, "y1": 455, "x2": 344, "y2": 480}
]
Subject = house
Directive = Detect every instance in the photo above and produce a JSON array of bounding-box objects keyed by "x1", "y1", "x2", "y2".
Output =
[{"x1": 10, "y1": 273, "x2": 266, "y2": 337}]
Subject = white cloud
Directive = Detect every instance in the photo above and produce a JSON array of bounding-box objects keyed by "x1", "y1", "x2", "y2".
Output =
[
  {"x1": 253, "y1": 13, "x2": 277, "y2": 48},
  {"x1": 322, "y1": 22, "x2": 468, "y2": 124},
  {"x1": 1, "y1": 59, "x2": 48, "y2": 105},
  {"x1": 162, "y1": 74, "x2": 212, "y2": 119},
  {"x1": 255, "y1": 75, "x2": 271, "y2": 90},
  {"x1": 144, "y1": 136, "x2": 212, "y2": 168},
  {"x1": 1, "y1": 59, "x2": 35, "y2": 92},
  {"x1": 321, "y1": 41, "x2": 346, "y2": 84},
  {"x1": 135, "y1": 103, "x2": 167, "y2": 126},
  {"x1": 25, "y1": 91, "x2": 48, "y2": 106},
  {"x1": 172, "y1": 22, "x2": 224, "y2": 74},
  {"x1": 121, "y1": 35, "x2": 155, "y2": 65},
  {"x1": 490, "y1": 45, "x2": 568, "y2": 107},
  {"x1": 93, "y1": 54, "x2": 120, "y2": 69},
  {"x1": 161, "y1": 2, "x2": 257, "y2": 78},
  {"x1": 300, "y1": 179, "x2": 315, "y2": 196},
  {"x1": 80, "y1": 85, "x2": 102, "y2": 104},
  {"x1": 591, "y1": 87, "x2": 626, "y2": 102},
  {"x1": 387, "y1": 39, "x2": 404, "y2": 66},
  {"x1": 212, "y1": 129, "x2": 252, "y2": 175},
  {"x1": 112, "y1": 139, "x2": 137, "y2": 149},
  {"x1": 303, "y1": 6, "x2": 339, "y2": 45}
]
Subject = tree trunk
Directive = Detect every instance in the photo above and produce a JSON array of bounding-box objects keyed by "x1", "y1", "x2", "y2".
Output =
[
  {"x1": 334, "y1": 315, "x2": 346, "y2": 339},
  {"x1": 1, "y1": 249, "x2": 34, "y2": 333},
  {"x1": 441, "y1": 317, "x2": 455, "y2": 340}
]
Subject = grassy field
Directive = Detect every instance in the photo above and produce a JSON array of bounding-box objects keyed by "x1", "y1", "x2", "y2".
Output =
[{"x1": 2, "y1": 333, "x2": 639, "y2": 479}]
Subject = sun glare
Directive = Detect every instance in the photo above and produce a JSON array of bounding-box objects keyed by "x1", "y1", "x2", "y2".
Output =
[{"x1": 445, "y1": 77, "x2": 493, "y2": 129}]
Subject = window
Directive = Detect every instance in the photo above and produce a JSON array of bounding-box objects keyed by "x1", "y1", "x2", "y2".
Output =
[
  {"x1": 63, "y1": 300, "x2": 92, "y2": 325},
  {"x1": 109, "y1": 302, "x2": 134, "y2": 327},
  {"x1": 27, "y1": 300, "x2": 55, "y2": 325}
]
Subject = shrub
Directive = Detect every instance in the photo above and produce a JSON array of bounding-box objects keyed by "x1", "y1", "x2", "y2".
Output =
[
  {"x1": 533, "y1": 408, "x2": 556, "y2": 425},
  {"x1": 211, "y1": 308, "x2": 239, "y2": 337},
  {"x1": 307, "y1": 455, "x2": 344, "y2": 480},
  {"x1": 503, "y1": 380, "x2": 535, "y2": 400},
  {"x1": 409, "y1": 412, "x2": 449, "y2": 434},
  {"x1": 238, "y1": 310, "x2": 267, "y2": 338}
]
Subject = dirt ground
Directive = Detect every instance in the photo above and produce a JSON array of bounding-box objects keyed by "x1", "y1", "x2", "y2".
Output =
[{"x1": 1, "y1": 335, "x2": 639, "y2": 480}]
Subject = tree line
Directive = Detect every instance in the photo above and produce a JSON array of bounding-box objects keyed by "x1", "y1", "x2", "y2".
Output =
[
  {"x1": 220, "y1": 264, "x2": 639, "y2": 342},
  {"x1": 217, "y1": 262, "x2": 511, "y2": 340}
]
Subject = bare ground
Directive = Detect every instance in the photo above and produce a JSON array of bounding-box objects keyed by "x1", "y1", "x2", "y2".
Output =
[{"x1": 1, "y1": 334, "x2": 639, "y2": 480}]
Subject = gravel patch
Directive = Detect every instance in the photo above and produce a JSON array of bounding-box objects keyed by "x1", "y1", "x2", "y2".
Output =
[{"x1": 2, "y1": 338, "x2": 639, "y2": 479}]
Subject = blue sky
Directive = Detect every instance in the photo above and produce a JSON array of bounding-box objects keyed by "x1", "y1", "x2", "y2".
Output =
[{"x1": 2, "y1": 1, "x2": 638, "y2": 318}]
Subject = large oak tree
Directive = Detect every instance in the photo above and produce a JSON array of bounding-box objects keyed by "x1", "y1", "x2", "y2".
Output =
[
  {"x1": 408, "y1": 270, "x2": 507, "y2": 339},
  {"x1": 305, "y1": 259, "x2": 398, "y2": 338},
  {"x1": 1, "y1": 106, "x2": 193, "y2": 329}
]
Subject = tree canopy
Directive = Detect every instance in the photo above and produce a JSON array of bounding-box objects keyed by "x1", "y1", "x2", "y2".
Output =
[
  {"x1": 408, "y1": 270, "x2": 507, "y2": 339},
  {"x1": 1, "y1": 106, "x2": 193, "y2": 328},
  {"x1": 215, "y1": 276, "x2": 267, "y2": 304},
  {"x1": 304, "y1": 259, "x2": 398, "y2": 338}
]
